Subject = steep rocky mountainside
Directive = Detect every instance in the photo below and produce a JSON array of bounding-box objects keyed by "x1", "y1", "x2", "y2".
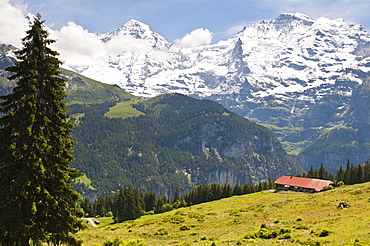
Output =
[
  {"x1": 57, "y1": 13, "x2": 370, "y2": 171},
  {"x1": 296, "y1": 79, "x2": 370, "y2": 172}
]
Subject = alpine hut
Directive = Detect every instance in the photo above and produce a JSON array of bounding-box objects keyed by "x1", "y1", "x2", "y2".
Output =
[{"x1": 274, "y1": 175, "x2": 334, "y2": 193}]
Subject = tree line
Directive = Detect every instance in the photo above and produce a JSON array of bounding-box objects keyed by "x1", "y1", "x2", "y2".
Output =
[
  {"x1": 80, "y1": 159, "x2": 370, "y2": 223},
  {"x1": 80, "y1": 179, "x2": 275, "y2": 222},
  {"x1": 299, "y1": 160, "x2": 370, "y2": 185}
]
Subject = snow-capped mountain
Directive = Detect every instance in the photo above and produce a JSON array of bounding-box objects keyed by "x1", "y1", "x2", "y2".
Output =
[
  {"x1": 3, "y1": 13, "x2": 370, "y2": 171},
  {"x1": 64, "y1": 13, "x2": 370, "y2": 108}
]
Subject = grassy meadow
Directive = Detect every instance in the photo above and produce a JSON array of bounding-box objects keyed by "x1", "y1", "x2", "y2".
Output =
[
  {"x1": 105, "y1": 101, "x2": 145, "y2": 119},
  {"x1": 77, "y1": 182, "x2": 370, "y2": 245}
]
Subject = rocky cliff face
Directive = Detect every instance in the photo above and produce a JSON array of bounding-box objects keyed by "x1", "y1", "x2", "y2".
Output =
[
  {"x1": 142, "y1": 94, "x2": 302, "y2": 185},
  {"x1": 297, "y1": 78, "x2": 370, "y2": 172}
]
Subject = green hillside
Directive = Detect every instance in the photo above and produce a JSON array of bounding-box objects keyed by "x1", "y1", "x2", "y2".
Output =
[
  {"x1": 77, "y1": 182, "x2": 370, "y2": 246},
  {"x1": 70, "y1": 93, "x2": 302, "y2": 194}
]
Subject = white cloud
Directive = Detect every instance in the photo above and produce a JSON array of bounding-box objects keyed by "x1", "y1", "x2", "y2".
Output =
[
  {"x1": 175, "y1": 28, "x2": 213, "y2": 48},
  {"x1": 0, "y1": 0, "x2": 29, "y2": 47},
  {"x1": 50, "y1": 22, "x2": 157, "y2": 66},
  {"x1": 50, "y1": 22, "x2": 104, "y2": 66}
]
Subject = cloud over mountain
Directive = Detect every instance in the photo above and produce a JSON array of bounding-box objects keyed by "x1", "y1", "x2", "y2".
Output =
[
  {"x1": 175, "y1": 28, "x2": 213, "y2": 48},
  {"x1": 0, "y1": 0, "x2": 28, "y2": 47},
  {"x1": 50, "y1": 22, "x2": 103, "y2": 65}
]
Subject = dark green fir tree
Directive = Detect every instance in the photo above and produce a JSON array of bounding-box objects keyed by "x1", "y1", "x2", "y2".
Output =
[{"x1": 0, "y1": 14, "x2": 84, "y2": 246}]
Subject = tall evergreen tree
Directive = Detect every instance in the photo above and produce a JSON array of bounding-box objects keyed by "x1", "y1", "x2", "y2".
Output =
[
  {"x1": 364, "y1": 160, "x2": 370, "y2": 182},
  {"x1": 0, "y1": 15, "x2": 84, "y2": 246},
  {"x1": 336, "y1": 166, "x2": 344, "y2": 183},
  {"x1": 143, "y1": 190, "x2": 157, "y2": 212},
  {"x1": 114, "y1": 188, "x2": 125, "y2": 223},
  {"x1": 173, "y1": 186, "x2": 181, "y2": 202},
  {"x1": 81, "y1": 198, "x2": 94, "y2": 217},
  {"x1": 95, "y1": 195, "x2": 107, "y2": 217},
  {"x1": 356, "y1": 164, "x2": 364, "y2": 183}
]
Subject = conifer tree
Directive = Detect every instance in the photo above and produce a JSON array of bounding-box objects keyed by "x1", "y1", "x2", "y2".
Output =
[
  {"x1": 233, "y1": 183, "x2": 243, "y2": 195},
  {"x1": 81, "y1": 198, "x2": 94, "y2": 217},
  {"x1": 173, "y1": 186, "x2": 181, "y2": 202},
  {"x1": 114, "y1": 188, "x2": 125, "y2": 223},
  {"x1": 356, "y1": 164, "x2": 364, "y2": 183},
  {"x1": 0, "y1": 15, "x2": 83, "y2": 245},
  {"x1": 143, "y1": 190, "x2": 157, "y2": 212},
  {"x1": 364, "y1": 160, "x2": 370, "y2": 182},
  {"x1": 95, "y1": 195, "x2": 107, "y2": 217},
  {"x1": 336, "y1": 166, "x2": 344, "y2": 183}
]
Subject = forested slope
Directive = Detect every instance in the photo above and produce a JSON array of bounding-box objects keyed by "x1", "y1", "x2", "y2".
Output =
[{"x1": 69, "y1": 93, "x2": 302, "y2": 194}]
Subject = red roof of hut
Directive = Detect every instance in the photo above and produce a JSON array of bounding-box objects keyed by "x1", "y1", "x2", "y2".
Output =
[{"x1": 274, "y1": 175, "x2": 334, "y2": 192}]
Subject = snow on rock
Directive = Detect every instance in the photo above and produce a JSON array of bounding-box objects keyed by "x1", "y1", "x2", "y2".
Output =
[{"x1": 59, "y1": 14, "x2": 370, "y2": 122}]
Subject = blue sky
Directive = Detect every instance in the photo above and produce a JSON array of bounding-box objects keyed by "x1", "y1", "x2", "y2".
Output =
[{"x1": 5, "y1": 0, "x2": 370, "y2": 44}]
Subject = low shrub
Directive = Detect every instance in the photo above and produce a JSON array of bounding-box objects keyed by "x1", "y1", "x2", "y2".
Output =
[
  {"x1": 311, "y1": 228, "x2": 331, "y2": 237},
  {"x1": 280, "y1": 227, "x2": 292, "y2": 234},
  {"x1": 244, "y1": 224, "x2": 293, "y2": 240},
  {"x1": 317, "y1": 229, "x2": 330, "y2": 237},
  {"x1": 244, "y1": 232, "x2": 257, "y2": 239},
  {"x1": 347, "y1": 239, "x2": 369, "y2": 246},
  {"x1": 257, "y1": 228, "x2": 278, "y2": 239},
  {"x1": 163, "y1": 215, "x2": 185, "y2": 224},
  {"x1": 121, "y1": 239, "x2": 146, "y2": 246},
  {"x1": 154, "y1": 228, "x2": 168, "y2": 236},
  {"x1": 103, "y1": 238, "x2": 123, "y2": 246},
  {"x1": 229, "y1": 210, "x2": 241, "y2": 216},
  {"x1": 200, "y1": 235, "x2": 207, "y2": 240},
  {"x1": 180, "y1": 224, "x2": 190, "y2": 231},
  {"x1": 187, "y1": 212, "x2": 205, "y2": 220},
  {"x1": 278, "y1": 233, "x2": 291, "y2": 239},
  {"x1": 294, "y1": 225, "x2": 309, "y2": 230}
]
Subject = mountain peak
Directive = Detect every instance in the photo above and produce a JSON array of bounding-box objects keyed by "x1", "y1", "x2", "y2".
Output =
[
  {"x1": 123, "y1": 19, "x2": 151, "y2": 31},
  {"x1": 98, "y1": 19, "x2": 170, "y2": 49},
  {"x1": 277, "y1": 13, "x2": 314, "y2": 23},
  {"x1": 273, "y1": 12, "x2": 315, "y2": 30},
  {"x1": 103, "y1": 19, "x2": 153, "y2": 40}
]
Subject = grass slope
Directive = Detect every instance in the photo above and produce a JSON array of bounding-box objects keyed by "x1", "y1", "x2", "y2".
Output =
[
  {"x1": 105, "y1": 101, "x2": 144, "y2": 119},
  {"x1": 78, "y1": 182, "x2": 370, "y2": 245}
]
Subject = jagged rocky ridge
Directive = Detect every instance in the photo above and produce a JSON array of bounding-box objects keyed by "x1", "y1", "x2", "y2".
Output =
[{"x1": 59, "y1": 13, "x2": 370, "y2": 172}]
